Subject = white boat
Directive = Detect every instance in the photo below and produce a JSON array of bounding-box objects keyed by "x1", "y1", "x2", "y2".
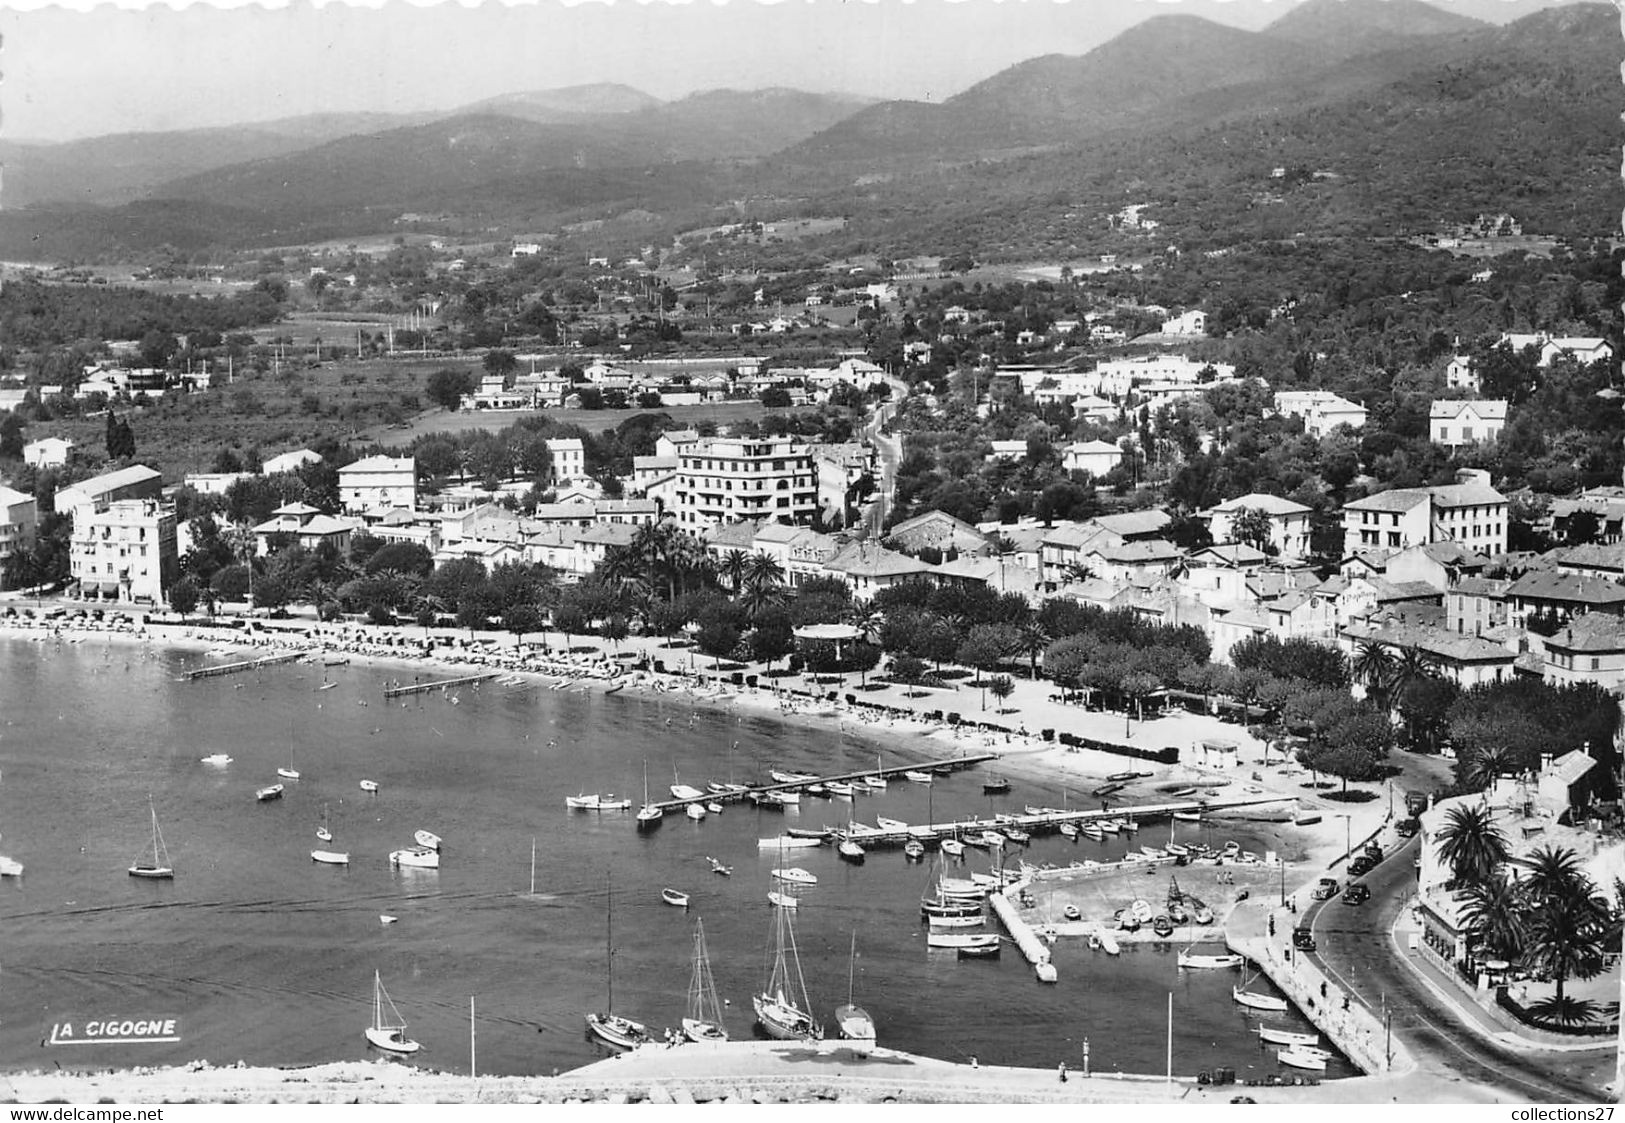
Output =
[
  {"x1": 0, "y1": 856, "x2": 22, "y2": 877},
  {"x1": 1060, "y1": 823, "x2": 1081, "y2": 839},
  {"x1": 940, "y1": 838, "x2": 965, "y2": 858},
  {"x1": 767, "y1": 891, "x2": 800, "y2": 908},
  {"x1": 278, "y1": 740, "x2": 300, "y2": 782},
  {"x1": 982, "y1": 830, "x2": 1006, "y2": 848},
  {"x1": 861, "y1": 775, "x2": 887, "y2": 790},
  {"x1": 1178, "y1": 947, "x2": 1245, "y2": 970},
  {"x1": 359, "y1": 779, "x2": 379, "y2": 794},
  {"x1": 706, "y1": 801, "x2": 723, "y2": 814},
  {"x1": 826, "y1": 781, "x2": 856, "y2": 797},
  {"x1": 390, "y1": 846, "x2": 439, "y2": 870},
  {"x1": 378, "y1": 915, "x2": 398, "y2": 925},
  {"x1": 1233, "y1": 986, "x2": 1289, "y2": 1013},
  {"x1": 598, "y1": 797, "x2": 632, "y2": 811},
  {"x1": 758, "y1": 835, "x2": 823, "y2": 849},
  {"x1": 128, "y1": 797, "x2": 175, "y2": 880},
  {"x1": 413, "y1": 830, "x2": 441, "y2": 851},
  {"x1": 904, "y1": 839, "x2": 926, "y2": 861},
  {"x1": 873, "y1": 817, "x2": 906, "y2": 832},
  {"x1": 317, "y1": 805, "x2": 333, "y2": 843},
  {"x1": 1259, "y1": 1025, "x2": 1320, "y2": 1048},
  {"x1": 566, "y1": 793, "x2": 604, "y2": 810},
  {"x1": 364, "y1": 970, "x2": 420, "y2": 1054},
  {"x1": 1099, "y1": 818, "x2": 1122, "y2": 835},
  {"x1": 772, "y1": 789, "x2": 801, "y2": 806},
  {"x1": 926, "y1": 912, "x2": 985, "y2": 928},
  {"x1": 585, "y1": 873, "x2": 651, "y2": 1050},
  {"x1": 1131, "y1": 899, "x2": 1154, "y2": 924},
  {"x1": 311, "y1": 849, "x2": 350, "y2": 865},
  {"x1": 755, "y1": 897, "x2": 822, "y2": 1041},
  {"x1": 681, "y1": 918, "x2": 729, "y2": 1043},
  {"x1": 686, "y1": 803, "x2": 706, "y2": 821},
  {"x1": 1278, "y1": 1048, "x2": 1327, "y2": 1072},
  {"x1": 200, "y1": 753, "x2": 233, "y2": 766},
  {"x1": 903, "y1": 770, "x2": 933, "y2": 784},
  {"x1": 772, "y1": 867, "x2": 818, "y2": 885},
  {"x1": 662, "y1": 887, "x2": 690, "y2": 907},
  {"x1": 671, "y1": 767, "x2": 704, "y2": 802},
  {"x1": 837, "y1": 839, "x2": 865, "y2": 863},
  {"x1": 1173, "y1": 810, "x2": 1203, "y2": 822},
  {"x1": 708, "y1": 856, "x2": 733, "y2": 876},
  {"x1": 256, "y1": 784, "x2": 284, "y2": 802},
  {"x1": 1096, "y1": 929, "x2": 1121, "y2": 956},
  {"x1": 834, "y1": 932, "x2": 875, "y2": 1052},
  {"x1": 926, "y1": 932, "x2": 999, "y2": 950},
  {"x1": 769, "y1": 770, "x2": 817, "y2": 784},
  {"x1": 636, "y1": 760, "x2": 662, "y2": 828}
]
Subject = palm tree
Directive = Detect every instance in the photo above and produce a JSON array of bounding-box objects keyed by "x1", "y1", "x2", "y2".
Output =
[
  {"x1": 1520, "y1": 866, "x2": 1609, "y2": 1006},
  {"x1": 1461, "y1": 744, "x2": 1514, "y2": 792},
  {"x1": 1458, "y1": 872, "x2": 1528, "y2": 963},
  {"x1": 1435, "y1": 803, "x2": 1512, "y2": 889},
  {"x1": 743, "y1": 552, "x2": 785, "y2": 592},
  {"x1": 720, "y1": 549, "x2": 750, "y2": 593},
  {"x1": 1018, "y1": 620, "x2": 1051, "y2": 679},
  {"x1": 741, "y1": 580, "x2": 785, "y2": 620},
  {"x1": 1352, "y1": 641, "x2": 1394, "y2": 706},
  {"x1": 1388, "y1": 646, "x2": 1433, "y2": 701}
]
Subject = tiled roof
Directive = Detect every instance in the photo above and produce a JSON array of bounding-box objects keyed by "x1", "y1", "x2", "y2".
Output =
[
  {"x1": 1208, "y1": 492, "x2": 1313, "y2": 517},
  {"x1": 1345, "y1": 488, "x2": 1431, "y2": 513},
  {"x1": 1092, "y1": 510, "x2": 1172, "y2": 539},
  {"x1": 1507, "y1": 570, "x2": 1625, "y2": 608},
  {"x1": 340, "y1": 456, "x2": 413, "y2": 474},
  {"x1": 1430, "y1": 399, "x2": 1508, "y2": 420},
  {"x1": 1089, "y1": 538, "x2": 1182, "y2": 564},
  {"x1": 1342, "y1": 620, "x2": 1514, "y2": 664},
  {"x1": 1549, "y1": 749, "x2": 1598, "y2": 786},
  {"x1": 1547, "y1": 612, "x2": 1625, "y2": 654},
  {"x1": 825, "y1": 542, "x2": 933, "y2": 579},
  {"x1": 707, "y1": 521, "x2": 761, "y2": 550}
]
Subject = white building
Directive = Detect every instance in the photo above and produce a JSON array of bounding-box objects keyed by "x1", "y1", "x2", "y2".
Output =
[
  {"x1": 1444, "y1": 355, "x2": 1479, "y2": 393},
  {"x1": 183, "y1": 472, "x2": 253, "y2": 496},
  {"x1": 1273, "y1": 390, "x2": 1368, "y2": 437},
  {"x1": 1429, "y1": 399, "x2": 1507, "y2": 449},
  {"x1": 1202, "y1": 493, "x2": 1314, "y2": 560},
  {"x1": 262, "y1": 449, "x2": 322, "y2": 476},
  {"x1": 1061, "y1": 440, "x2": 1123, "y2": 479},
  {"x1": 1342, "y1": 470, "x2": 1507, "y2": 558},
  {"x1": 546, "y1": 438, "x2": 586, "y2": 485},
  {"x1": 54, "y1": 464, "x2": 164, "y2": 521},
  {"x1": 1160, "y1": 310, "x2": 1206, "y2": 336},
  {"x1": 69, "y1": 498, "x2": 177, "y2": 604},
  {"x1": 21, "y1": 437, "x2": 73, "y2": 469},
  {"x1": 0, "y1": 485, "x2": 38, "y2": 581},
  {"x1": 337, "y1": 456, "x2": 417, "y2": 515},
  {"x1": 672, "y1": 434, "x2": 817, "y2": 530}
]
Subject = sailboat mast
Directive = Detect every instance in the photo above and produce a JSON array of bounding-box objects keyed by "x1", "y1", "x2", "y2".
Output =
[
  {"x1": 530, "y1": 837, "x2": 537, "y2": 896},
  {"x1": 847, "y1": 931, "x2": 857, "y2": 1005},
  {"x1": 606, "y1": 871, "x2": 615, "y2": 1012}
]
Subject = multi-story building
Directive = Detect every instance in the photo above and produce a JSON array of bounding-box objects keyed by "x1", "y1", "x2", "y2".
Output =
[
  {"x1": 54, "y1": 464, "x2": 163, "y2": 521},
  {"x1": 0, "y1": 485, "x2": 38, "y2": 583},
  {"x1": 1201, "y1": 493, "x2": 1314, "y2": 560},
  {"x1": 22, "y1": 437, "x2": 73, "y2": 469},
  {"x1": 1273, "y1": 390, "x2": 1368, "y2": 437},
  {"x1": 1429, "y1": 400, "x2": 1507, "y2": 449},
  {"x1": 546, "y1": 438, "x2": 586, "y2": 485},
  {"x1": 69, "y1": 498, "x2": 177, "y2": 604},
  {"x1": 337, "y1": 456, "x2": 417, "y2": 515},
  {"x1": 1341, "y1": 471, "x2": 1507, "y2": 558},
  {"x1": 672, "y1": 435, "x2": 817, "y2": 529}
]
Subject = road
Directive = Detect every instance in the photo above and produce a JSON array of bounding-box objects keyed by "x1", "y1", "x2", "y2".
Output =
[
  {"x1": 860, "y1": 377, "x2": 907, "y2": 537},
  {"x1": 1302, "y1": 835, "x2": 1613, "y2": 1102}
]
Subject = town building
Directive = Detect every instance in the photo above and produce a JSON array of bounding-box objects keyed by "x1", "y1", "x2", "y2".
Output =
[
  {"x1": 1060, "y1": 440, "x2": 1123, "y2": 479},
  {"x1": 1340, "y1": 471, "x2": 1507, "y2": 558},
  {"x1": 546, "y1": 438, "x2": 586, "y2": 485},
  {"x1": 1445, "y1": 356, "x2": 1479, "y2": 393},
  {"x1": 251, "y1": 502, "x2": 360, "y2": 556},
  {"x1": 54, "y1": 464, "x2": 164, "y2": 521},
  {"x1": 337, "y1": 456, "x2": 417, "y2": 515},
  {"x1": 1541, "y1": 613, "x2": 1625, "y2": 687},
  {"x1": 0, "y1": 485, "x2": 38, "y2": 582},
  {"x1": 1273, "y1": 390, "x2": 1368, "y2": 437},
  {"x1": 1201, "y1": 493, "x2": 1313, "y2": 560},
  {"x1": 671, "y1": 435, "x2": 816, "y2": 530},
  {"x1": 885, "y1": 510, "x2": 990, "y2": 559},
  {"x1": 183, "y1": 472, "x2": 253, "y2": 496},
  {"x1": 262, "y1": 449, "x2": 322, "y2": 476},
  {"x1": 69, "y1": 498, "x2": 178, "y2": 604},
  {"x1": 21, "y1": 437, "x2": 73, "y2": 469},
  {"x1": 1429, "y1": 400, "x2": 1507, "y2": 449},
  {"x1": 823, "y1": 541, "x2": 933, "y2": 601}
]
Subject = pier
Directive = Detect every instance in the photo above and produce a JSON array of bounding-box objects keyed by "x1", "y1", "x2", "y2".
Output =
[
  {"x1": 988, "y1": 886, "x2": 1055, "y2": 982},
  {"x1": 383, "y1": 671, "x2": 499, "y2": 698},
  {"x1": 185, "y1": 652, "x2": 304, "y2": 679},
  {"x1": 642, "y1": 753, "x2": 999, "y2": 813}
]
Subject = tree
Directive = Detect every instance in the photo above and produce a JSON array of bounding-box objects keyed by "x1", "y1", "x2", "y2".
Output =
[
  {"x1": 169, "y1": 576, "x2": 200, "y2": 618},
  {"x1": 1352, "y1": 642, "x2": 1395, "y2": 708},
  {"x1": 482, "y1": 349, "x2": 518, "y2": 379},
  {"x1": 1517, "y1": 846, "x2": 1609, "y2": 1006},
  {"x1": 1120, "y1": 670, "x2": 1161, "y2": 733},
  {"x1": 989, "y1": 674, "x2": 1015, "y2": 712},
  {"x1": 426, "y1": 368, "x2": 475, "y2": 411},
  {"x1": 1435, "y1": 803, "x2": 1512, "y2": 888},
  {"x1": 748, "y1": 608, "x2": 794, "y2": 668},
  {"x1": 720, "y1": 549, "x2": 749, "y2": 592},
  {"x1": 1227, "y1": 506, "x2": 1275, "y2": 553},
  {"x1": 1458, "y1": 873, "x2": 1528, "y2": 964}
]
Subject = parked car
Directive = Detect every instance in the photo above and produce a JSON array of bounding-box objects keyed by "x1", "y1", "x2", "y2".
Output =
[
  {"x1": 1348, "y1": 855, "x2": 1376, "y2": 877},
  {"x1": 1342, "y1": 883, "x2": 1371, "y2": 905},
  {"x1": 1311, "y1": 877, "x2": 1339, "y2": 901},
  {"x1": 1292, "y1": 926, "x2": 1317, "y2": 951},
  {"x1": 1396, "y1": 818, "x2": 1420, "y2": 839}
]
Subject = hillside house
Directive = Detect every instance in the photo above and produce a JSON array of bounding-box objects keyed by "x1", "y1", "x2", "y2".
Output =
[
  {"x1": 1429, "y1": 400, "x2": 1507, "y2": 449},
  {"x1": 1445, "y1": 355, "x2": 1479, "y2": 393},
  {"x1": 824, "y1": 541, "x2": 934, "y2": 601},
  {"x1": 1060, "y1": 440, "x2": 1123, "y2": 479},
  {"x1": 22, "y1": 437, "x2": 73, "y2": 469},
  {"x1": 1340, "y1": 472, "x2": 1507, "y2": 558},
  {"x1": 1201, "y1": 493, "x2": 1313, "y2": 560},
  {"x1": 1273, "y1": 390, "x2": 1368, "y2": 437},
  {"x1": 886, "y1": 510, "x2": 991, "y2": 559}
]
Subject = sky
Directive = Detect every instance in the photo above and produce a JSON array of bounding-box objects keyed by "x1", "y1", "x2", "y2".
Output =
[{"x1": 0, "y1": 0, "x2": 1583, "y2": 142}]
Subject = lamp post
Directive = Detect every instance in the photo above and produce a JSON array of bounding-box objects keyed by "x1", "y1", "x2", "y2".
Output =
[{"x1": 1280, "y1": 857, "x2": 1287, "y2": 906}]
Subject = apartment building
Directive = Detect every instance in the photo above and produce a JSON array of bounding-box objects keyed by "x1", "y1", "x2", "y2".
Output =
[
  {"x1": 1341, "y1": 471, "x2": 1507, "y2": 558},
  {"x1": 338, "y1": 456, "x2": 417, "y2": 515},
  {"x1": 69, "y1": 498, "x2": 178, "y2": 604},
  {"x1": 0, "y1": 485, "x2": 38, "y2": 582},
  {"x1": 672, "y1": 435, "x2": 817, "y2": 529}
]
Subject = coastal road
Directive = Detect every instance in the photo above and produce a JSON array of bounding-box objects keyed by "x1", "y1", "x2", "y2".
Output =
[
  {"x1": 860, "y1": 376, "x2": 907, "y2": 537},
  {"x1": 1302, "y1": 836, "x2": 1611, "y2": 1102}
]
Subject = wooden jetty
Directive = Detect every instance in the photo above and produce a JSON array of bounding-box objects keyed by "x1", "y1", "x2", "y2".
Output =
[
  {"x1": 185, "y1": 652, "x2": 303, "y2": 680},
  {"x1": 383, "y1": 672, "x2": 498, "y2": 698},
  {"x1": 642, "y1": 753, "x2": 998, "y2": 814}
]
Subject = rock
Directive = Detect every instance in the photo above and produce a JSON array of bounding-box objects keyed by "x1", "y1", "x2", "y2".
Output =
[
  {"x1": 645, "y1": 1084, "x2": 674, "y2": 1105},
  {"x1": 669, "y1": 1085, "x2": 695, "y2": 1104}
]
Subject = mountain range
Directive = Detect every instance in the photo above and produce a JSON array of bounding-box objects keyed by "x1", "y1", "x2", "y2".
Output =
[{"x1": 0, "y1": 0, "x2": 1612, "y2": 261}]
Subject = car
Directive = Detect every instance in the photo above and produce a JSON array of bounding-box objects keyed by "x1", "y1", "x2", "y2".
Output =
[
  {"x1": 1396, "y1": 818, "x2": 1420, "y2": 838},
  {"x1": 1348, "y1": 855, "x2": 1376, "y2": 876},
  {"x1": 1292, "y1": 927, "x2": 1317, "y2": 951},
  {"x1": 1343, "y1": 883, "x2": 1371, "y2": 905},
  {"x1": 1311, "y1": 877, "x2": 1339, "y2": 901},
  {"x1": 1364, "y1": 842, "x2": 1384, "y2": 861}
]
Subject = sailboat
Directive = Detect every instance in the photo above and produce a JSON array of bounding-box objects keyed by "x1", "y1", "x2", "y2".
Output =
[
  {"x1": 317, "y1": 805, "x2": 333, "y2": 843},
  {"x1": 1232, "y1": 964, "x2": 1289, "y2": 1012},
  {"x1": 278, "y1": 725, "x2": 300, "y2": 781},
  {"x1": 636, "y1": 760, "x2": 663, "y2": 829},
  {"x1": 128, "y1": 797, "x2": 174, "y2": 879},
  {"x1": 585, "y1": 873, "x2": 651, "y2": 1050},
  {"x1": 680, "y1": 918, "x2": 729, "y2": 1042},
  {"x1": 833, "y1": 932, "x2": 875, "y2": 1052},
  {"x1": 363, "y1": 970, "x2": 420, "y2": 1054},
  {"x1": 671, "y1": 766, "x2": 704, "y2": 802},
  {"x1": 754, "y1": 893, "x2": 822, "y2": 1041}
]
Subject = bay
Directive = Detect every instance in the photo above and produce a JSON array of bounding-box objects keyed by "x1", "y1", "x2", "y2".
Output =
[{"x1": 0, "y1": 634, "x2": 1350, "y2": 1081}]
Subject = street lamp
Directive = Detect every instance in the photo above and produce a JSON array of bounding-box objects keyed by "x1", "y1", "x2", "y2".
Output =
[{"x1": 1339, "y1": 814, "x2": 1352, "y2": 866}]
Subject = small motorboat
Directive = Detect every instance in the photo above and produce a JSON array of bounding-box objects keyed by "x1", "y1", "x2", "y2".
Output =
[
  {"x1": 686, "y1": 803, "x2": 707, "y2": 821},
  {"x1": 359, "y1": 779, "x2": 379, "y2": 794},
  {"x1": 981, "y1": 776, "x2": 1011, "y2": 795},
  {"x1": 772, "y1": 867, "x2": 818, "y2": 885},
  {"x1": 1278, "y1": 1048, "x2": 1327, "y2": 1072},
  {"x1": 838, "y1": 839, "x2": 866, "y2": 863},
  {"x1": 903, "y1": 770, "x2": 934, "y2": 783},
  {"x1": 874, "y1": 816, "x2": 907, "y2": 831},
  {"x1": 1194, "y1": 905, "x2": 1215, "y2": 925},
  {"x1": 379, "y1": 915, "x2": 398, "y2": 925},
  {"x1": 940, "y1": 838, "x2": 965, "y2": 858},
  {"x1": 1005, "y1": 828, "x2": 1031, "y2": 844},
  {"x1": 277, "y1": 768, "x2": 301, "y2": 782},
  {"x1": 311, "y1": 849, "x2": 350, "y2": 865},
  {"x1": 1259, "y1": 1025, "x2": 1321, "y2": 1048},
  {"x1": 390, "y1": 846, "x2": 439, "y2": 870},
  {"x1": 706, "y1": 801, "x2": 724, "y2": 814},
  {"x1": 566, "y1": 793, "x2": 604, "y2": 810},
  {"x1": 1062, "y1": 905, "x2": 1081, "y2": 921},
  {"x1": 1173, "y1": 810, "x2": 1203, "y2": 822},
  {"x1": 767, "y1": 891, "x2": 799, "y2": 908},
  {"x1": 982, "y1": 830, "x2": 1007, "y2": 848},
  {"x1": 414, "y1": 830, "x2": 441, "y2": 851},
  {"x1": 861, "y1": 775, "x2": 887, "y2": 790},
  {"x1": 1178, "y1": 947, "x2": 1245, "y2": 969},
  {"x1": 804, "y1": 783, "x2": 828, "y2": 797},
  {"x1": 1098, "y1": 819, "x2": 1121, "y2": 835},
  {"x1": 769, "y1": 770, "x2": 817, "y2": 785},
  {"x1": 927, "y1": 932, "x2": 1000, "y2": 950},
  {"x1": 707, "y1": 856, "x2": 733, "y2": 876},
  {"x1": 662, "y1": 888, "x2": 690, "y2": 908},
  {"x1": 1059, "y1": 823, "x2": 1080, "y2": 839},
  {"x1": 758, "y1": 835, "x2": 823, "y2": 849},
  {"x1": 826, "y1": 781, "x2": 856, "y2": 797},
  {"x1": 256, "y1": 784, "x2": 284, "y2": 802},
  {"x1": 1233, "y1": 986, "x2": 1289, "y2": 1012},
  {"x1": 1152, "y1": 915, "x2": 1175, "y2": 938},
  {"x1": 786, "y1": 827, "x2": 834, "y2": 840},
  {"x1": 957, "y1": 940, "x2": 1002, "y2": 959},
  {"x1": 1118, "y1": 818, "x2": 1140, "y2": 833},
  {"x1": 903, "y1": 839, "x2": 926, "y2": 861},
  {"x1": 201, "y1": 753, "x2": 233, "y2": 766}
]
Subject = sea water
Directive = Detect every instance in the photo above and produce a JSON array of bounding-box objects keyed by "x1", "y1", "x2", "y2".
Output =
[{"x1": 0, "y1": 636, "x2": 1350, "y2": 1079}]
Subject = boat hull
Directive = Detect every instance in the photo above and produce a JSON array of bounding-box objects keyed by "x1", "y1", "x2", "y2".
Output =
[
  {"x1": 585, "y1": 1013, "x2": 649, "y2": 1050},
  {"x1": 680, "y1": 1018, "x2": 728, "y2": 1043},
  {"x1": 128, "y1": 866, "x2": 174, "y2": 879},
  {"x1": 753, "y1": 995, "x2": 820, "y2": 1042},
  {"x1": 311, "y1": 850, "x2": 350, "y2": 865},
  {"x1": 1259, "y1": 1026, "x2": 1320, "y2": 1048},
  {"x1": 1233, "y1": 987, "x2": 1289, "y2": 1012},
  {"x1": 364, "y1": 1027, "x2": 420, "y2": 1054},
  {"x1": 835, "y1": 1005, "x2": 876, "y2": 1049}
]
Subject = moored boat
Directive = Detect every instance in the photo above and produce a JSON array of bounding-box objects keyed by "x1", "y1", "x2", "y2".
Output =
[
  {"x1": 1259, "y1": 1025, "x2": 1320, "y2": 1048},
  {"x1": 363, "y1": 970, "x2": 420, "y2": 1054},
  {"x1": 825, "y1": 781, "x2": 856, "y2": 797},
  {"x1": 1277, "y1": 1048, "x2": 1327, "y2": 1072},
  {"x1": 681, "y1": 918, "x2": 729, "y2": 1043},
  {"x1": 414, "y1": 830, "x2": 441, "y2": 851},
  {"x1": 1152, "y1": 915, "x2": 1175, "y2": 938},
  {"x1": 772, "y1": 867, "x2": 818, "y2": 885},
  {"x1": 359, "y1": 779, "x2": 379, "y2": 794},
  {"x1": 926, "y1": 932, "x2": 999, "y2": 950},
  {"x1": 838, "y1": 839, "x2": 865, "y2": 863},
  {"x1": 0, "y1": 856, "x2": 23, "y2": 877},
  {"x1": 1178, "y1": 947, "x2": 1245, "y2": 970},
  {"x1": 586, "y1": 873, "x2": 650, "y2": 1050},
  {"x1": 786, "y1": 827, "x2": 834, "y2": 840},
  {"x1": 708, "y1": 856, "x2": 733, "y2": 876},
  {"x1": 874, "y1": 816, "x2": 907, "y2": 832},
  {"x1": 769, "y1": 770, "x2": 817, "y2": 785},
  {"x1": 903, "y1": 770, "x2": 933, "y2": 784},
  {"x1": 1060, "y1": 822, "x2": 1081, "y2": 839},
  {"x1": 903, "y1": 839, "x2": 926, "y2": 861},
  {"x1": 662, "y1": 887, "x2": 690, "y2": 907},
  {"x1": 390, "y1": 846, "x2": 439, "y2": 870},
  {"x1": 755, "y1": 899, "x2": 822, "y2": 1041},
  {"x1": 566, "y1": 793, "x2": 604, "y2": 810},
  {"x1": 940, "y1": 837, "x2": 966, "y2": 858},
  {"x1": 1233, "y1": 986, "x2": 1289, "y2": 1013},
  {"x1": 200, "y1": 753, "x2": 233, "y2": 766},
  {"x1": 128, "y1": 798, "x2": 174, "y2": 880},
  {"x1": 686, "y1": 802, "x2": 706, "y2": 820},
  {"x1": 256, "y1": 784, "x2": 285, "y2": 802},
  {"x1": 311, "y1": 849, "x2": 350, "y2": 865},
  {"x1": 758, "y1": 835, "x2": 823, "y2": 849},
  {"x1": 767, "y1": 891, "x2": 800, "y2": 908},
  {"x1": 957, "y1": 940, "x2": 1002, "y2": 958},
  {"x1": 981, "y1": 775, "x2": 1011, "y2": 794}
]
